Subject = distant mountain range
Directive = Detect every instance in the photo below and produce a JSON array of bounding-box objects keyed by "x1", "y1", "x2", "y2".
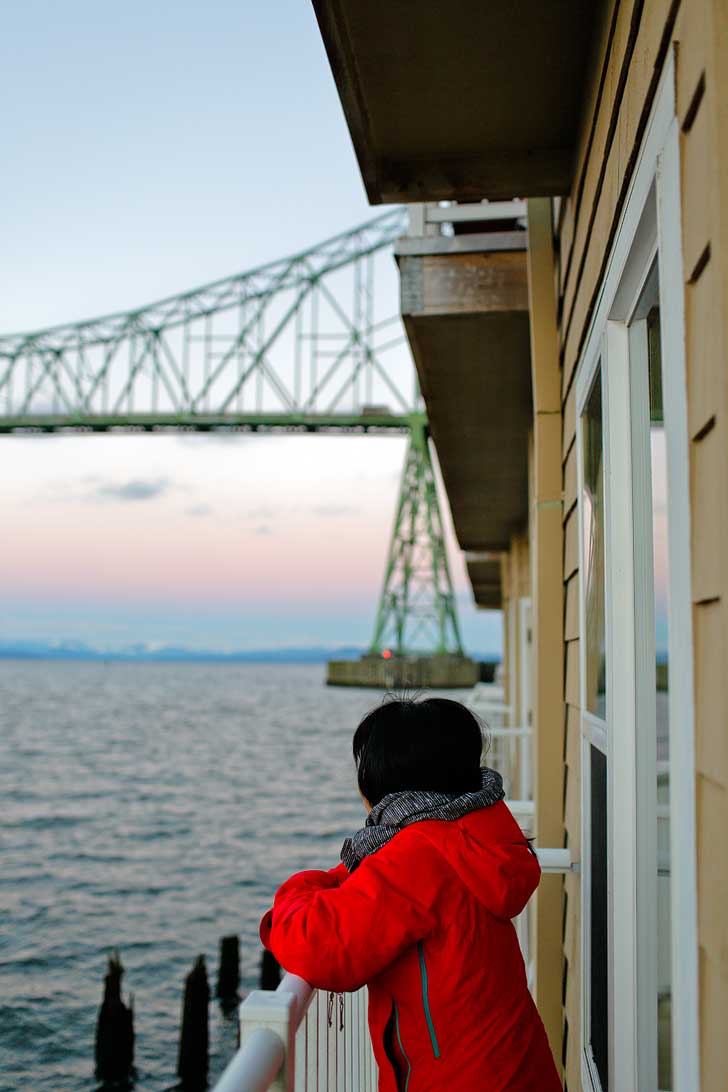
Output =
[
  {"x1": 0, "y1": 638, "x2": 499, "y2": 664},
  {"x1": 0, "y1": 639, "x2": 365, "y2": 664}
]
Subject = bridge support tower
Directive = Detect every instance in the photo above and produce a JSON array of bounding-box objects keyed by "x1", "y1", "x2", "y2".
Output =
[{"x1": 327, "y1": 416, "x2": 479, "y2": 689}]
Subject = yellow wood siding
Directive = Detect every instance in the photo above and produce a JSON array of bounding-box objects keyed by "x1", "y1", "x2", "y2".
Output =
[
  {"x1": 551, "y1": 0, "x2": 728, "y2": 1086},
  {"x1": 562, "y1": 442, "x2": 578, "y2": 519},
  {"x1": 690, "y1": 422, "x2": 724, "y2": 602},
  {"x1": 527, "y1": 200, "x2": 566, "y2": 1065},
  {"x1": 563, "y1": 508, "x2": 579, "y2": 583},
  {"x1": 564, "y1": 574, "x2": 580, "y2": 643},
  {"x1": 564, "y1": 640, "x2": 580, "y2": 710},
  {"x1": 685, "y1": 254, "x2": 720, "y2": 438},
  {"x1": 562, "y1": 383, "x2": 576, "y2": 461},
  {"x1": 567, "y1": 0, "x2": 681, "y2": 394},
  {"x1": 678, "y1": 0, "x2": 728, "y2": 1081}
]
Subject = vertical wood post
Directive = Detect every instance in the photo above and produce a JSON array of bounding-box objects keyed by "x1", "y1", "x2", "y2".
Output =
[
  {"x1": 178, "y1": 955, "x2": 209, "y2": 1087},
  {"x1": 216, "y1": 935, "x2": 240, "y2": 1001},
  {"x1": 94, "y1": 952, "x2": 134, "y2": 1082},
  {"x1": 260, "y1": 949, "x2": 281, "y2": 990},
  {"x1": 526, "y1": 198, "x2": 566, "y2": 1068}
]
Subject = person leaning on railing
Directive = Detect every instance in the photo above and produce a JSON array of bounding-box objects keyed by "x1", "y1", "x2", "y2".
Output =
[{"x1": 259, "y1": 697, "x2": 561, "y2": 1092}]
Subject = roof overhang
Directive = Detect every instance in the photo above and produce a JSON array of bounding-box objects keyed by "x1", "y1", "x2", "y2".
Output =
[
  {"x1": 397, "y1": 231, "x2": 532, "y2": 557},
  {"x1": 312, "y1": 0, "x2": 604, "y2": 202},
  {"x1": 465, "y1": 553, "x2": 503, "y2": 610}
]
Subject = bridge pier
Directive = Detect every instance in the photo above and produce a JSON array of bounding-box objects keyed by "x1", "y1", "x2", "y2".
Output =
[{"x1": 326, "y1": 653, "x2": 479, "y2": 689}]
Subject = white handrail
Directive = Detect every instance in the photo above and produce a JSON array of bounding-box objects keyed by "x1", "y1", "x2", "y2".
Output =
[
  {"x1": 211, "y1": 846, "x2": 575, "y2": 1091},
  {"x1": 213, "y1": 1027, "x2": 285, "y2": 1092},
  {"x1": 536, "y1": 847, "x2": 576, "y2": 874},
  {"x1": 212, "y1": 974, "x2": 376, "y2": 1092},
  {"x1": 487, "y1": 726, "x2": 531, "y2": 737},
  {"x1": 473, "y1": 701, "x2": 514, "y2": 715},
  {"x1": 213, "y1": 973, "x2": 312, "y2": 1092},
  {"x1": 275, "y1": 973, "x2": 315, "y2": 1024},
  {"x1": 507, "y1": 799, "x2": 534, "y2": 816}
]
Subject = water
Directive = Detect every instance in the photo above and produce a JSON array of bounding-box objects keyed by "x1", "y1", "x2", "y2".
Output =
[{"x1": 0, "y1": 661, "x2": 470, "y2": 1091}]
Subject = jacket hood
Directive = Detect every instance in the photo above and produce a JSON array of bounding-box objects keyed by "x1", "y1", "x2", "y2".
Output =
[
  {"x1": 416, "y1": 803, "x2": 540, "y2": 920},
  {"x1": 341, "y1": 767, "x2": 504, "y2": 872}
]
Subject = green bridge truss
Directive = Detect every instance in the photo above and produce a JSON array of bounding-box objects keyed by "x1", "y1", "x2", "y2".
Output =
[{"x1": 0, "y1": 209, "x2": 464, "y2": 657}]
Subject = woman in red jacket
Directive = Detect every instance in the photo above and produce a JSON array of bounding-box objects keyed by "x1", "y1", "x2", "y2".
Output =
[{"x1": 260, "y1": 697, "x2": 562, "y2": 1091}]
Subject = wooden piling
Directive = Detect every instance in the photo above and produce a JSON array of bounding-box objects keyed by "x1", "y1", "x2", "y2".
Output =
[
  {"x1": 259, "y1": 948, "x2": 281, "y2": 990},
  {"x1": 215, "y1": 935, "x2": 240, "y2": 1000},
  {"x1": 177, "y1": 955, "x2": 209, "y2": 1087},
  {"x1": 95, "y1": 951, "x2": 134, "y2": 1082}
]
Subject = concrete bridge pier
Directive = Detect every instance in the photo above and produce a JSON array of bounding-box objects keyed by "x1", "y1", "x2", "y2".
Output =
[{"x1": 326, "y1": 653, "x2": 479, "y2": 689}]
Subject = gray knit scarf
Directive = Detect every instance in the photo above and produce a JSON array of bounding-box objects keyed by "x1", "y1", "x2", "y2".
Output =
[{"x1": 341, "y1": 767, "x2": 505, "y2": 872}]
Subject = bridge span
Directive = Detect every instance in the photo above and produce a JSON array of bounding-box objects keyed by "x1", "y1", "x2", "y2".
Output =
[{"x1": 0, "y1": 210, "x2": 478, "y2": 681}]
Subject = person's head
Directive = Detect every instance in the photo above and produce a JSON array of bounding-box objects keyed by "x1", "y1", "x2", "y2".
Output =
[{"x1": 352, "y1": 696, "x2": 483, "y2": 809}]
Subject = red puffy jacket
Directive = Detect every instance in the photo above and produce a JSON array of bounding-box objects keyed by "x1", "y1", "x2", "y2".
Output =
[{"x1": 260, "y1": 800, "x2": 562, "y2": 1091}]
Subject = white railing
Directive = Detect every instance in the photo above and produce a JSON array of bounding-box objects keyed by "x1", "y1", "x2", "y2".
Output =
[
  {"x1": 469, "y1": 682, "x2": 532, "y2": 800},
  {"x1": 467, "y1": 682, "x2": 580, "y2": 991},
  {"x1": 213, "y1": 845, "x2": 574, "y2": 1092},
  {"x1": 213, "y1": 973, "x2": 376, "y2": 1092},
  {"x1": 213, "y1": 670, "x2": 576, "y2": 1092},
  {"x1": 514, "y1": 845, "x2": 575, "y2": 991},
  {"x1": 407, "y1": 200, "x2": 527, "y2": 238}
]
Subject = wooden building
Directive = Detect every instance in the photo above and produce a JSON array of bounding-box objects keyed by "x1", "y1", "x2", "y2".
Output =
[{"x1": 311, "y1": 2, "x2": 726, "y2": 1089}]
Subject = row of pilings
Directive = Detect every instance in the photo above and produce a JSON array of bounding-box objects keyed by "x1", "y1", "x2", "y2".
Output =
[{"x1": 94, "y1": 938, "x2": 281, "y2": 1088}]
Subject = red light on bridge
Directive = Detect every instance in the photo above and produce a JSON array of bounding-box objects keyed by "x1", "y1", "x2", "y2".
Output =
[{"x1": 382, "y1": 649, "x2": 392, "y2": 659}]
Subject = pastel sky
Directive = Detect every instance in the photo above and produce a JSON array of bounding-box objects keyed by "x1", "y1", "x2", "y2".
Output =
[
  {"x1": 0, "y1": 432, "x2": 501, "y2": 652},
  {"x1": 1, "y1": 0, "x2": 502, "y2": 654}
]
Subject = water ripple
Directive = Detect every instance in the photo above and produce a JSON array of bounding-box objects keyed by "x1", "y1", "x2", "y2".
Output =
[{"x1": 0, "y1": 660, "x2": 469, "y2": 1090}]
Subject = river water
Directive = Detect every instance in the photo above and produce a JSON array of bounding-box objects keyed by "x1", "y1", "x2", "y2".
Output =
[{"x1": 0, "y1": 661, "x2": 470, "y2": 1091}]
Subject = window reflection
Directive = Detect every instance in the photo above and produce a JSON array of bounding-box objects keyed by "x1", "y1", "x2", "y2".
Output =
[
  {"x1": 582, "y1": 373, "x2": 606, "y2": 718},
  {"x1": 581, "y1": 367, "x2": 609, "y2": 1089},
  {"x1": 647, "y1": 305, "x2": 672, "y2": 1090},
  {"x1": 590, "y1": 745, "x2": 609, "y2": 1090}
]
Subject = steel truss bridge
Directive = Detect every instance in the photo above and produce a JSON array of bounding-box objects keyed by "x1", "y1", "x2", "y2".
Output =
[{"x1": 0, "y1": 209, "x2": 465, "y2": 658}]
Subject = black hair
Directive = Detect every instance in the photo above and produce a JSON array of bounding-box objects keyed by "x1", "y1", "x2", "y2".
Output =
[{"x1": 352, "y1": 696, "x2": 483, "y2": 807}]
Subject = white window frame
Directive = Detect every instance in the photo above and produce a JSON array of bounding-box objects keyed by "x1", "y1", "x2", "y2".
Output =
[{"x1": 574, "y1": 47, "x2": 699, "y2": 1092}]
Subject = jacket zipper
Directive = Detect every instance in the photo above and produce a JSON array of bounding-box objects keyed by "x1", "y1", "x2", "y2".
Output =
[
  {"x1": 392, "y1": 1001, "x2": 412, "y2": 1092},
  {"x1": 417, "y1": 940, "x2": 441, "y2": 1059}
]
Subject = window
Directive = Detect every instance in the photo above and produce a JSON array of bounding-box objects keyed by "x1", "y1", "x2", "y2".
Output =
[
  {"x1": 579, "y1": 367, "x2": 609, "y2": 1091},
  {"x1": 582, "y1": 373, "x2": 606, "y2": 719},
  {"x1": 589, "y1": 745, "x2": 608, "y2": 1089},
  {"x1": 574, "y1": 52, "x2": 698, "y2": 1092},
  {"x1": 628, "y1": 270, "x2": 672, "y2": 1089},
  {"x1": 647, "y1": 307, "x2": 672, "y2": 1092}
]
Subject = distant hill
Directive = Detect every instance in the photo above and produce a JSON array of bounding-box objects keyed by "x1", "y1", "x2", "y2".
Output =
[{"x1": 0, "y1": 638, "x2": 500, "y2": 664}]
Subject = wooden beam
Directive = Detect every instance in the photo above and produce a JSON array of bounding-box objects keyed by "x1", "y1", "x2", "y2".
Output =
[
  {"x1": 379, "y1": 149, "x2": 574, "y2": 204},
  {"x1": 526, "y1": 197, "x2": 565, "y2": 1070},
  {"x1": 399, "y1": 251, "x2": 530, "y2": 318}
]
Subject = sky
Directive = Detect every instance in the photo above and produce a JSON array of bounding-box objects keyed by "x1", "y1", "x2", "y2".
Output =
[{"x1": 1, "y1": 0, "x2": 503, "y2": 655}]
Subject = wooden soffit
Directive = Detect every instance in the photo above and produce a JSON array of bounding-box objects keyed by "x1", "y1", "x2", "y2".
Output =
[
  {"x1": 311, "y1": 0, "x2": 603, "y2": 202},
  {"x1": 466, "y1": 553, "x2": 503, "y2": 610},
  {"x1": 397, "y1": 232, "x2": 532, "y2": 553}
]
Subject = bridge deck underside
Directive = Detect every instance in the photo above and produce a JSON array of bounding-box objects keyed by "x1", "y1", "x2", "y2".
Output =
[{"x1": 0, "y1": 412, "x2": 413, "y2": 435}]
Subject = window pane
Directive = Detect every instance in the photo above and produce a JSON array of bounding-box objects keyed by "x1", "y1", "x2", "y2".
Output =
[
  {"x1": 648, "y1": 305, "x2": 672, "y2": 1090},
  {"x1": 591, "y1": 744, "x2": 609, "y2": 1089},
  {"x1": 582, "y1": 372, "x2": 606, "y2": 717}
]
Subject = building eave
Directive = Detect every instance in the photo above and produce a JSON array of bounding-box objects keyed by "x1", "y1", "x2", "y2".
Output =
[{"x1": 311, "y1": 0, "x2": 605, "y2": 203}]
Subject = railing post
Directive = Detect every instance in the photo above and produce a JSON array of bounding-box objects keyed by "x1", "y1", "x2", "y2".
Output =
[
  {"x1": 239, "y1": 990, "x2": 296, "y2": 1092},
  {"x1": 407, "y1": 204, "x2": 427, "y2": 236}
]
